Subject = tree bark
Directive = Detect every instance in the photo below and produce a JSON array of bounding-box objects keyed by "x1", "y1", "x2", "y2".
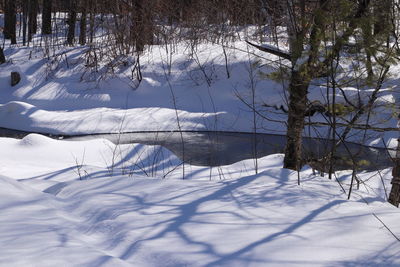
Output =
[
  {"x1": 42, "y1": 0, "x2": 52, "y2": 35},
  {"x1": 283, "y1": 72, "x2": 309, "y2": 170}
]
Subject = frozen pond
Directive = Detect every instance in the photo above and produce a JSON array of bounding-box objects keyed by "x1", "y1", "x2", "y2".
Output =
[{"x1": 0, "y1": 128, "x2": 394, "y2": 171}]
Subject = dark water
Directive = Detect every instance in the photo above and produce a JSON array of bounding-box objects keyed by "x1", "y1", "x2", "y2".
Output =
[{"x1": 0, "y1": 128, "x2": 394, "y2": 171}]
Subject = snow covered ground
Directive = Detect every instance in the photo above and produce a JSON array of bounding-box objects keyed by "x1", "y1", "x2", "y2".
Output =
[{"x1": 0, "y1": 134, "x2": 399, "y2": 266}]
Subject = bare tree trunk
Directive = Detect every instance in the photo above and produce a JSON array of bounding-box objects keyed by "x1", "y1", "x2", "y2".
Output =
[
  {"x1": 28, "y1": 0, "x2": 39, "y2": 42},
  {"x1": 283, "y1": 72, "x2": 309, "y2": 170},
  {"x1": 4, "y1": 0, "x2": 17, "y2": 44},
  {"x1": 129, "y1": 0, "x2": 154, "y2": 52},
  {"x1": 32, "y1": 0, "x2": 38, "y2": 33},
  {"x1": 23, "y1": 1, "x2": 28, "y2": 46},
  {"x1": 89, "y1": 0, "x2": 95, "y2": 43},
  {"x1": 0, "y1": 47, "x2": 6, "y2": 64},
  {"x1": 389, "y1": 138, "x2": 400, "y2": 207},
  {"x1": 132, "y1": 0, "x2": 145, "y2": 52},
  {"x1": 4, "y1": 0, "x2": 10, "y2": 39},
  {"x1": 67, "y1": 0, "x2": 77, "y2": 45},
  {"x1": 42, "y1": 0, "x2": 52, "y2": 35},
  {"x1": 79, "y1": 2, "x2": 87, "y2": 45},
  {"x1": 362, "y1": 11, "x2": 374, "y2": 83}
]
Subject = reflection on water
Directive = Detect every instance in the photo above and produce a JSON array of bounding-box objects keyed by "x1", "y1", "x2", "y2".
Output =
[
  {"x1": 0, "y1": 128, "x2": 394, "y2": 171},
  {"x1": 67, "y1": 131, "x2": 393, "y2": 171}
]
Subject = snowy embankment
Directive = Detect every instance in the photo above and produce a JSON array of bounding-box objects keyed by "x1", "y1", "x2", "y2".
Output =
[
  {"x1": 0, "y1": 134, "x2": 399, "y2": 266},
  {"x1": 0, "y1": 43, "x2": 278, "y2": 134},
  {"x1": 0, "y1": 101, "x2": 232, "y2": 134}
]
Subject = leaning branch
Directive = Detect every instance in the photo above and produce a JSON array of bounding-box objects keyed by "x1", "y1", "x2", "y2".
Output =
[{"x1": 246, "y1": 40, "x2": 292, "y2": 61}]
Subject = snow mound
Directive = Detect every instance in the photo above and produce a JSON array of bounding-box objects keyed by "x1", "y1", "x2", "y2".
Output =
[
  {"x1": 18, "y1": 133, "x2": 55, "y2": 147},
  {"x1": 0, "y1": 175, "x2": 41, "y2": 198},
  {"x1": 0, "y1": 101, "x2": 33, "y2": 114}
]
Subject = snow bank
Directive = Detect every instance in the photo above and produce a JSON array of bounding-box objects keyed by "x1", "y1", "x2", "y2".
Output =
[
  {"x1": 0, "y1": 101, "x2": 234, "y2": 134},
  {"x1": 0, "y1": 134, "x2": 181, "y2": 190}
]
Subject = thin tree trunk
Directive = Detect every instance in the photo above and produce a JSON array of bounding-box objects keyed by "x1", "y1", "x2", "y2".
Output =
[
  {"x1": 389, "y1": 138, "x2": 400, "y2": 207},
  {"x1": 23, "y1": 1, "x2": 28, "y2": 46},
  {"x1": 28, "y1": 0, "x2": 39, "y2": 42},
  {"x1": 79, "y1": 3, "x2": 87, "y2": 45},
  {"x1": 89, "y1": 0, "x2": 95, "y2": 43},
  {"x1": 32, "y1": 0, "x2": 38, "y2": 33},
  {"x1": 362, "y1": 14, "x2": 374, "y2": 83},
  {"x1": 0, "y1": 47, "x2": 6, "y2": 64},
  {"x1": 4, "y1": 0, "x2": 10, "y2": 39},
  {"x1": 4, "y1": 0, "x2": 17, "y2": 44},
  {"x1": 132, "y1": 0, "x2": 145, "y2": 52},
  {"x1": 67, "y1": 0, "x2": 77, "y2": 45},
  {"x1": 42, "y1": 0, "x2": 52, "y2": 35}
]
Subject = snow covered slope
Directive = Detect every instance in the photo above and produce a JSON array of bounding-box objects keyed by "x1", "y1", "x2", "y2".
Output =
[{"x1": 0, "y1": 134, "x2": 399, "y2": 266}]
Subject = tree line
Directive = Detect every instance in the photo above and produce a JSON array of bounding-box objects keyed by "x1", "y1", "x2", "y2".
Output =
[{"x1": 1, "y1": 0, "x2": 270, "y2": 48}]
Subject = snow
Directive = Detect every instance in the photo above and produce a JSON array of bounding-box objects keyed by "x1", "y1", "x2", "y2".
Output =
[
  {"x1": 0, "y1": 101, "x2": 232, "y2": 134},
  {"x1": 0, "y1": 134, "x2": 399, "y2": 266}
]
